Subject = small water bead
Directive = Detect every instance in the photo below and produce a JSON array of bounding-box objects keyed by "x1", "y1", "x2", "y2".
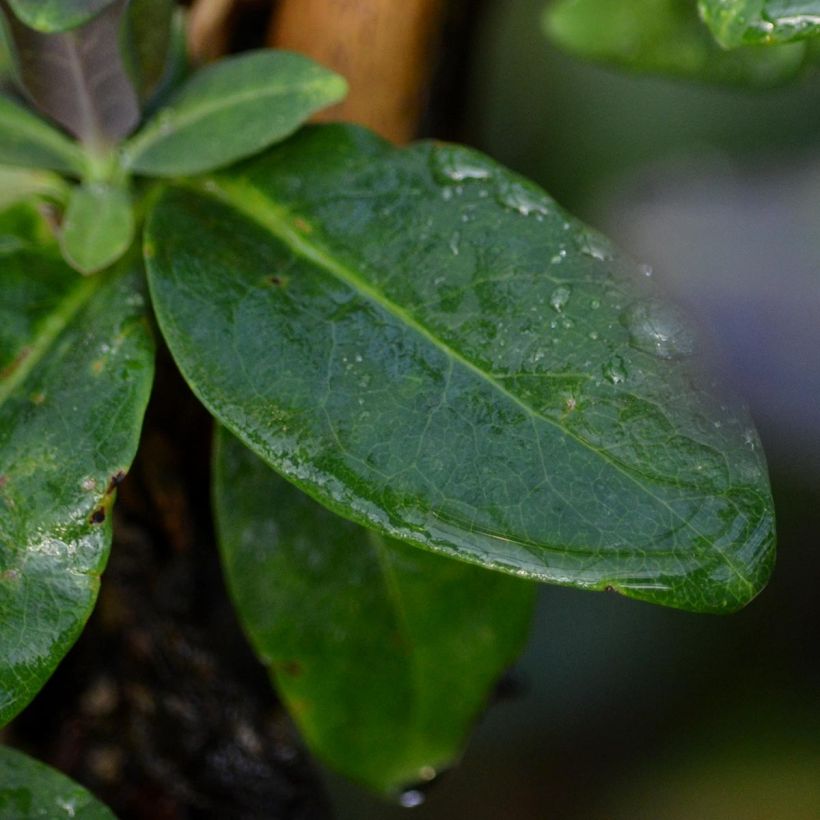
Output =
[
  {"x1": 495, "y1": 180, "x2": 551, "y2": 217},
  {"x1": 590, "y1": 299, "x2": 601, "y2": 310},
  {"x1": 431, "y1": 146, "x2": 494, "y2": 184},
  {"x1": 577, "y1": 229, "x2": 614, "y2": 262},
  {"x1": 549, "y1": 285, "x2": 572, "y2": 312},
  {"x1": 622, "y1": 298, "x2": 696, "y2": 359},
  {"x1": 588, "y1": 330, "x2": 599, "y2": 341},
  {"x1": 639, "y1": 263, "x2": 653, "y2": 278},
  {"x1": 602, "y1": 354, "x2": 628, "y2": 384}
]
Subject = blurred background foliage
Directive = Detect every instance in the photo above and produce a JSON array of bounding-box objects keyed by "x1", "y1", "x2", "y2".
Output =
[{"x1": 331, "y1": 0, "x2": 820, "y2": 816}]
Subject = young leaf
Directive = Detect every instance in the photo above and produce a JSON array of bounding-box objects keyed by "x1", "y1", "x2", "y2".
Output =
[
  {"x1": 4, "y1": 0, "x2": 117, "y2": 33},
  {"x1": 3, "y1": 0, "x2": 139, "y2": 146},
  {"x1": 0, "y1": 94, "x2": 86, "y2": 174},
  {"x1": 0, "y1": 746, "x2": 115, "y2": 818},
  {"x1": 545, "y1": 0, "x2": 808, "y2": 86},
  {"x1": 699, "y1": 0, "x2": 820, "y2": 48},
  {"x1": 119, "y1": 0, "x2": 173, "y2": 102},
  {"x1": 213, "y1": 427, "x2": 535, "y2": 795},
  {"x1": 123, "y1": 50, "x2": 348, "y2": 177},
  {"x1": 145, "y1": 124, "x2": 776, "y2": 615},
  {"x1": 0, "y1": 164, "x2": 68, "y2": 208},
  {"x1": 60, "y1": 182, "x2": 134, "y2": 274},
  {"x1": 0, "y1": 205, "x2": 154, "y2": 725}
]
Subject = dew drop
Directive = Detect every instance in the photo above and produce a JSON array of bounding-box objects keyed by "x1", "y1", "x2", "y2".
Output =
[
  {"x1": 602, "y1": 354, "x2": 628, "y2": 384},
  {"x1": 588, "y1": 330, "x2": 599, "y2": 340},
  {"x1": 399, "y1": 790, "x2": 426, "y2": 808},
  {"x1": 495, "y1": 180, "x2": 550, "y2": 216},
  {"x1": 590, "y1": 299, "x2": 600, "y2": 310},
  {"x1": 431, "y1": 146, "x2": 494, "y2": 183},
  {"x1": 549, "y1": 285, "x2": 572, "y2": 312},
  {"x1": 622, "y1": 299, "x2": 696, "y2": 359},
  {"x1": 639, "y1": 263, "x2": 653, "y2": 278},
  {"x1": 577, "y1": 229, "x2": 613, "y2": 261}
]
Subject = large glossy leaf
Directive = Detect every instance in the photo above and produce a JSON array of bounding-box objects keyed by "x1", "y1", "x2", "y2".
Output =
[
  {"x1": 213, "y1": 427, "x2": 535, "y2": 795},
  {"x1": 60, "y1": 182, "x2": 134, "y2": 274},
  {"x1": 145, "y1": 124, "x2": 776, "y2": 614},
  {"x1": 122, "y1": 50, "x2": 347, "y2": 177},
  {"x1": 0, "y1": 95, "x2": 85, "y2": 175},
  {"x1": 0, "y1": 746, "x2": 115, "y2": 817},
  {"x1": 3, "y1": 0, "x2": 139, "y2": 145},
  {"x1": 545, "y1": 0, "x2": 808, "y2": 85},
  {"x1": 0, "y1": 204, "x2": 153, "y2": 725},
  {"x1": 699, "y1": 0, "x2": 820, "y2": 47},
  {"x1": 4, "y1": 0, "x2": 116, "y2": 33}
]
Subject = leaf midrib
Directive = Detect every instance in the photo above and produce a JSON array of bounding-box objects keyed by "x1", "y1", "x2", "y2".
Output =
[
  {"x1": 126, "y1": 77, "x2": 337, "y2": 164},
  {"x1": 186, "y1": 178, "x2": 755, "y2": 592}
]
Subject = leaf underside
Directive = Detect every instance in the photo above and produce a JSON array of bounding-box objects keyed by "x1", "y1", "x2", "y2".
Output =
[
  {"x1": 0, "y1": 205, "x2": 153, "y2": 725},
  {"x1": 0, "y1": 745, "x2": 115, "y2": 817},
  {"x1": 146, "y1": 124, "x2": 776, "y2": 615},
  {"x1": 214, "y1": 427, "x2": 536, "y2": 794},
  {"x1": 545, "y1": 0, "x2": 808, "y2": 86},
  {"x1": 3, "y1": 0, "x2": 139, "y2": 144}
]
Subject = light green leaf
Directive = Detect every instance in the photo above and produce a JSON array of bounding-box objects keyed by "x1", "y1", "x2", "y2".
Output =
[
  {"x1": 4, "y1": 0, "x2": 117, "y2": 33},
  {"x1": 119, "y1": 0, "x2": 173, "y2": 102},
  {"x1": 0, "y1": 95, "x2": 85, "y2": 175},
  {"x1": 0, "y1": 164, "x2": 69, "y2": 209},
  {"x1": 545, "y1": 0, "x2": 808, "y2": 85},
  {"x1": 123, "y1": 49, "x2": 347, "y2": 177},
  {"x1": 145, "y1": 124, "x2": 776, "y2": 615},
  {"x1": 214, "y1": 427, "x2": 535, "y2": 795},
  {"x1": 0, "y1": 746, "x2": 115, "y2": 818},
  {"x1": 60, "y1": 182, "x2": 134, "y2": 274},
  {"x1": 699, "y1": 0, "x2": 820, "y2": 47},
  {"x1": 0, "y1": 204, "x2": 154, "y2": 725}
]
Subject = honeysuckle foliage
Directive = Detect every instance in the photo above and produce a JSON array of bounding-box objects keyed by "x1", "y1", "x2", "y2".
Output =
[{"x1": 0, "y1": 0, "x2": 792, "y2": 799}]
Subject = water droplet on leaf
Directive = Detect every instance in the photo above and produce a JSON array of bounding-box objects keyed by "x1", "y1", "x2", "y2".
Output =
[
  {"x1": 622, "y1": 299, "x2": 696, "y2": 359},
  {"x1": 603, "y1": 355, "x2": 628, "y2": 384},
  {"x1": 549, "y1": 285, "x2": 571, "y2": 312}
]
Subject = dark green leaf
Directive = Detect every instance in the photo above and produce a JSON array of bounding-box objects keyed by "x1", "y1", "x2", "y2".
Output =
[
  {"x1": 4, "y1": 0, "x2": 116, "y2": 33},
  {"x1": 123, "y1": 50, "x2": 347, "y2": 177},
  {"x1": 3, "y1": 0, "x2": 139, "y2": 146},
  {"x1": 545, "y1": 0, "x2": 807, "y2": 86},
  {"x1": 119, "y1": 0, "x2": 173, "y2": 102},
  {"x1": 0, "y1": 94, "x2": 86, "y2": 174},
  {"x1": 0, "y1": 204, "x2": 153, "y2": 725},
  {"x1": 699, "y1": 0, "x2": 820, "y2": 47},
  {"x1": 0, "y1": 746, "x2": 115, "y2": 817},
  {"x1": 145, "y1": 124, "x2": 776, "y2": 614},
  {"x1": 60, "y1": 182, "x2": 134, "y2": 273},
  {"x1": 214, "y1": 427, "x2": 535, "y2": 795}
]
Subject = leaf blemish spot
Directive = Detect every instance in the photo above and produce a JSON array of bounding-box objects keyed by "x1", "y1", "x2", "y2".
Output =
[
  {"x1": 107, "y1": 470, "x2": 127, "y2": 494},
  {"x1": 89, "y1": 508, "x2": 106, "y2": 524}
]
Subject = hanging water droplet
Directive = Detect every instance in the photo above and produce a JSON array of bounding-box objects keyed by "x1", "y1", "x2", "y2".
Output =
[
  {"x1": 399, "y1": 790, "x2": 426, "y2": 808},
  {"x1": 638, "y1": 263, "x2": 653, "y2": 278},
  {"x1": 549, "y1": 285, "x2": 571, "y2": 312},
  {"x1": 495, "y1": 180, "x2": 550, "y2": 216},
  {"x1": 431, "y1": 146, "x2": 494, "y2": 183},
  {"x1": 622, "y1": 299, "x2": 696, "y2": 359},
  {"x1": 602, "y1": 354, "x2": 628, "y2": 384}
]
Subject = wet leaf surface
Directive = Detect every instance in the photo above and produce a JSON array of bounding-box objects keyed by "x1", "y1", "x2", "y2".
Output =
[
  {"x1": 699, "y1": 0, "x2": 820, "y2": 47},
  {"x1": 0, "y1": 204, "x2": 153, "y2": 725},
  {"x1": 146, "y1": 124, "x2": 776, "y2": 614}
]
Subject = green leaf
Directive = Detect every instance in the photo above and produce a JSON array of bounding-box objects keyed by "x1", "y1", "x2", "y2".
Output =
[
  {"x1": 0, "y1": 745, "x2": 115, "y2": 817},
  {"x1": 0, "y1": 165, "x2": 68, "y2": 209},
  {"x1": 699, "y1": 0, "x2": 820, "y2": 47},
  {"x1": 123, "y1": 50, "x2": 348, "y2": 177},
  {"x1": 545, "y1": 0, "x2": 808, "y2": 86},
  {"x1": 119, "y1": 0, "x2": 173, "y2": 102},
  {"x1": 0, "y1": 95, "x2": 86, "y2": 175},
  {"x1": 3, "y1": 0, "x2": 139, "y2": 146},
  {"x1": 60, "y1": 182, "x2": 134, "y2": 274},
  {"x1": 0, "y1": 204, "x2": 154, "y2": 725},
  {"x1": 4, "y1": 0, "x2": 117, "y2": 33},
  {"x1": 213, "y1": 427, "x2": 535, "y2": 795},
  {"x1": 145, "y1": 124, "x2": 776, "y2": 615}
]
